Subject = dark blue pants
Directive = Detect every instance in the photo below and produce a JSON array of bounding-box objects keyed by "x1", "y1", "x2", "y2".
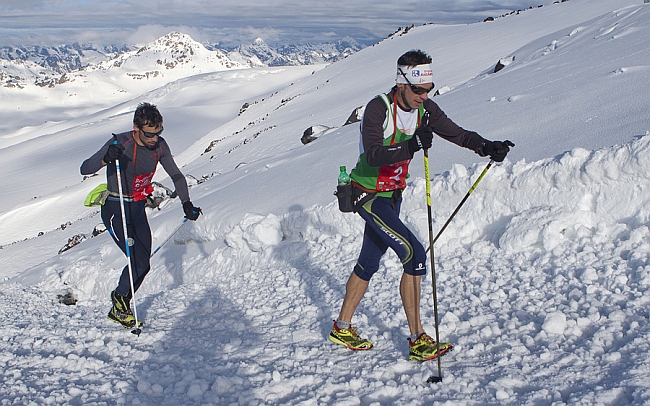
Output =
[
  {"x1": 354, "y1": 195, "x2": 426, "y2": 281},
  {"x1": 101, "y1": 197, "x2": 152, "y2": 298}
]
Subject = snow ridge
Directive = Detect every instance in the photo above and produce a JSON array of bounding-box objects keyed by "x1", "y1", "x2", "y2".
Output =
[{"x1": 3, "y1": 134, "x2": 650, "y2": 404}]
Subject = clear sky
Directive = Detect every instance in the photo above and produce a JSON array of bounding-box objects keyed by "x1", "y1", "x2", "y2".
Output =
[{"x1": 0, "y1": 0, "x2": 551, "y2": 47}]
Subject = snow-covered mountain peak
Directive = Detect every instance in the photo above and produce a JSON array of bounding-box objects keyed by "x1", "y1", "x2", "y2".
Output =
[
  {"x1": 148, "y1": 31, "x2": 200, "y2": 50},
  {"x1": 95, "y1": 31, "x2": 245, "y2": 73}
]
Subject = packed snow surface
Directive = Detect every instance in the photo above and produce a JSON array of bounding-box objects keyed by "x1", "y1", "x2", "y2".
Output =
[{"x1": 1, "y1": 1, "x2": 650, "y2": 405}]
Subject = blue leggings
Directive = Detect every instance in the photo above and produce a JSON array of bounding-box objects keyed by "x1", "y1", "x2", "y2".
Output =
[
  {"x1": 354, "y1": 195, "x2": 426, "y2": 281},
  {"x1": 101, "y1": 198, "x2": 152, "y2": 298}
]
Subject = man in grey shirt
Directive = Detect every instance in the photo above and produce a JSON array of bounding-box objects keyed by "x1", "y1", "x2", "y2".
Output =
[{"x1": 81, "y1": 102, "x2": 201, "y2": 329}]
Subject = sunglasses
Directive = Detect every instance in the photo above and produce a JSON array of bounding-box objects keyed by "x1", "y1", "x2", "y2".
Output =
[
  {"x1": 140, "y1": 126, "x2": 164, "y2": 138},
  {"x1": 398, "y1": 68, "x2": 435, "y2": 95}
]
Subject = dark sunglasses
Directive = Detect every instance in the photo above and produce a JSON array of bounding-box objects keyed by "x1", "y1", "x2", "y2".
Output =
[
  {"x1": 398, "y1": 68, "x2": 435, "y2": 95},
  {"x1": 140, "y1": 126, "x2": 164, "y2": 138}
]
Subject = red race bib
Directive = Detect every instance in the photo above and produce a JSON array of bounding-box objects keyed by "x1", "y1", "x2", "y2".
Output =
[
  {"x1": 132, "y1": 172, "x2": 155, "y2": 202},
  {"x1": 376, "y1": 160, "x2": 409, "y2": 191}
]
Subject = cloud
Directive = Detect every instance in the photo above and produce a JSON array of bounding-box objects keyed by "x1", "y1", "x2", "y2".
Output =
[{"x1": 0, "y1": 0, "x2": 551, "y2": 47}]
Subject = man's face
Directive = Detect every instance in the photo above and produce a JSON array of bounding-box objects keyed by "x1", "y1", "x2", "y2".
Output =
[
  {"x1": 397, "y1": 83, "x2": 434, "y2": 110},
  {"x1": 134, "y1": 123, "x2": 163, "y2": 149}
]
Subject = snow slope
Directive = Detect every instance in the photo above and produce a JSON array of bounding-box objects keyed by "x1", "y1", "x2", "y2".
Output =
[{"x1": 1, "y1": 0, "x2": 650, "y2": 404}]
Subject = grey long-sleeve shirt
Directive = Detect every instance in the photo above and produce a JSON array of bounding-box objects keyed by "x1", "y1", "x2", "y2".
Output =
[{"x1": 80, "y1": 131, "x2": 190, "y2": 202}]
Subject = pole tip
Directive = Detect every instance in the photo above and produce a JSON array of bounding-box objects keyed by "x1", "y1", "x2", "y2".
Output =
[{"x1": 131, "y1": 328, "x2": 142, "y2": 336}]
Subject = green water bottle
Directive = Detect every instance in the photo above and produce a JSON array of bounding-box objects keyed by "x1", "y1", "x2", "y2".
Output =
[{"x1": 338, "y1": 166, "x2": 350, "y2": 186}]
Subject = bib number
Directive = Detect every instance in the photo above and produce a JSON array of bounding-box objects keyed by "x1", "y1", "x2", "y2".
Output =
[
  {"x1": 376, "y1": 160, "x2": 409, "y2": 191},
  {"x1": 132, "y1": 172, "x2": 155, "y2": 202}
]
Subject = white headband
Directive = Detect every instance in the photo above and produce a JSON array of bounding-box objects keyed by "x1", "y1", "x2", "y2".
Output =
[{"x1": 396, "y1": 64, "x2": 434, "y2": 85}]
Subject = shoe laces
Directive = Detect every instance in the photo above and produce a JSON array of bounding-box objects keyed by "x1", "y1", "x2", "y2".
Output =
[
  {"x1": 411, "y1": 332, "x2": 435, "y2": 346},
  {"x1": 349, "y1": 326, "x2": 361, "y2": 338}
]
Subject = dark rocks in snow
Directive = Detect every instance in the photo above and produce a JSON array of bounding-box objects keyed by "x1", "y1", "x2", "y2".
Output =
[
  {"x1": 301, "y1": 125, "x2": 332, "y2": 145},
  {"x1": 494, "y1": 56, "x2": 515, "y2": 73},
  {"x1": 92, "y1": 223, "x2": 107, "y2": 237},
  {"x1": 344, "y1": 106, "x2": 365, "y2": 126},
  {"x1": 145, "y1": 181, "x2": 175, "y2": 210},
  {"x1": 433, "y1": 85, "x2": 451, "y2": 97},
  {"x1": 58, "y1": 234, "x2": 88, "y2": 254},
  {"x1": 239, "y1": 102, "x2": 252, "y2": 115},
  {"x1": 57, "y1": 290, "x2": 77, "y2": 306},
  {"x1": 203, "y1": 136, "x2": 227, "y2": 155},
  {"x1": 301, "y1": 127, "x2": 317, "y2": 144}
]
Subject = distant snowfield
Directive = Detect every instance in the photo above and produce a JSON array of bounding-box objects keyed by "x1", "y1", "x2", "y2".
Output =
[{"x1": 2, "y1": 1, "x2": 650, "y2": 405}]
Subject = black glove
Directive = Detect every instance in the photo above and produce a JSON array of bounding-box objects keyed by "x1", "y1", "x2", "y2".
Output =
[
  {"x1": 408, "y1": 126, "x2": 434, "y2": 153},
  {"x1": 183, "y1": 201, "x2": 202, "y2": 221},
  {"x1": 103, "y1": 143, "x2": 125, "y2": 164},
  {"x1": 478, "y1": 140, "x2": 515, "y2": 162}
]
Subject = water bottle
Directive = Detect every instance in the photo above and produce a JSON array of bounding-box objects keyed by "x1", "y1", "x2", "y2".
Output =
[{"x1": 338, "y1": 166, "x2": 350, "y2": 186}]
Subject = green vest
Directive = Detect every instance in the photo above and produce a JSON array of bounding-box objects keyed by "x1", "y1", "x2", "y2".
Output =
[{"x1": 350, "y1": 94, "x2": 425, "y2": 197}]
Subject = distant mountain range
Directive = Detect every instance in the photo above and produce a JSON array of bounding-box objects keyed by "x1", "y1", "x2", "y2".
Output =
[
  {"x1": 0, "y1": 33, "x2": 363, "y2": 90},
  {"x1": 221, "y1": 36, "x2": 362, "y2": 67}
]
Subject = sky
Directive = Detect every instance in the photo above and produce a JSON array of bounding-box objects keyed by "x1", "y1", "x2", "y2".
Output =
[
  {"x1": 2, "y1": 0, "x2": 650, "y2": 404},
  {"x1": 0, "y1": 0, "x2": 552, "y2": 47}
]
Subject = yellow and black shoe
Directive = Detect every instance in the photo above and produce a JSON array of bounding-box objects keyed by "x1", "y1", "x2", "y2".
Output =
[
  {"x1": 107, "y1": 305, "x2": 143, "y2": 329},
  {"x1": 329, "y1": 322, "x2": 373, "y2": 350},
  {"x1": 408, "y1": 332, "x2": 452, "y2": 361},
  {"x1": 111, "y1": 290, "x2": 130, "y2": 313}
]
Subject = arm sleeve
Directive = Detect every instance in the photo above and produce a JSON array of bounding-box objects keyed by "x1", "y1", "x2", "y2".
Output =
[
  {"x1": 424, "y1": 99, "x2": 487, "y2": 153},
  {"x1": 158, "y1": 140, "x2": 191, "y2": 203},
  {"x1": 361, "y1": 96, "x2": 413, "y2": 167},
  {"x1": 80, "y1": 139, "x2": 112, "y2": 175}
]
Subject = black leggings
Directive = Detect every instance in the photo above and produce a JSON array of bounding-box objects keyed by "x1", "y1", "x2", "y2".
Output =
[
  {"x1": 101, "y1": 197, "x2": 152, "y2": 298},
  {"x1": 354, "y1": 195, "x2": 426, "y2": 281}
]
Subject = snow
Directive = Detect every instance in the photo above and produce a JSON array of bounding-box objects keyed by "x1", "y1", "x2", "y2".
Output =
[{"x1": 2, "y1": 0, "x2": 650, "y2": 404}]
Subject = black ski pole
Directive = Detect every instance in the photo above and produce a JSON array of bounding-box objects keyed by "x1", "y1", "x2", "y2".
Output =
[
  {"x1": 151, "y1": 218, "x2": 187, "y2": 258},
  {"x1": 423, "y1": 145, "x2": 443, "y2": 383},
  {"x1": 425, "y1": 159, "x2": 493, "y2": 254}
]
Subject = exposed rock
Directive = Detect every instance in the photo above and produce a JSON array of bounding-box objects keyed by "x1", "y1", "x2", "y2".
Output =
[
  {"x1": 494, "y1": 56, "x2": 515, "y2": 73},
  {"x1": 301, "y1": 125, "x2": 332, "y2": 145},
  {"x1": 344, "y1": 106, "x2": 365, "y2": 126},
  {"x1": 57, "y1": 290, "x2": 77, "y2": 306},
  {"x1": 58, "y1": 234, "x2": 88, "y2": 254},
  {"x1": 145, "y1": 181, "x2": 175, "y2": 210}
]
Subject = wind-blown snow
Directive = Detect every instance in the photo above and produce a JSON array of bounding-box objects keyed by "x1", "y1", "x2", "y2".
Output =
[{"x1": 1, "y1": 1, "x2": 650, "y2": 405}]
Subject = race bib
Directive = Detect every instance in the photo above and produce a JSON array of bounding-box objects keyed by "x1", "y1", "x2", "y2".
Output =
[
  {"x1": 376, "y1": 160, "x2": 409, "y2": 191},
  {"x1": 132, "y1": 172, "x2": 155, "y2": 202}
]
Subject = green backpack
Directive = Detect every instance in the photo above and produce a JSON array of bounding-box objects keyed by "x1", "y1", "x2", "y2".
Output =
[{"x1": 84, "y1": 183, "x2": 109, "y2": 207}]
